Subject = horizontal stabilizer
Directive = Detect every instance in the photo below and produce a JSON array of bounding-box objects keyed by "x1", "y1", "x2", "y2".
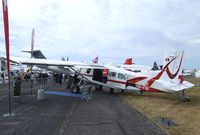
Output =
[
  {"x1": 22, "y1": 50, "x2": 46, "y2": 59},
  {"x1": 166, "y1": 81, "x2": 194, "y2": 92}
]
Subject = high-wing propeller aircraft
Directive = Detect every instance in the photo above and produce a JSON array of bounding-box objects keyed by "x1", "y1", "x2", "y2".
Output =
[{"x1": 13, "y1": 51, "x2": 194, "y2": 101}]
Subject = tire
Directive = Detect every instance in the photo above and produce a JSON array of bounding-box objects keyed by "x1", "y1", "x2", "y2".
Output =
[
  {"x1": 184, "y1": 97, "x2": 190, "y2": 102},
  {"x1": 71, "y1": 85, "x2": 80, "y2": 94}
]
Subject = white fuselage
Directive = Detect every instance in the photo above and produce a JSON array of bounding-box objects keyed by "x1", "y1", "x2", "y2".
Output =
[{"x1": 78, "y1": 66, "x2": 194, "y2": 93}]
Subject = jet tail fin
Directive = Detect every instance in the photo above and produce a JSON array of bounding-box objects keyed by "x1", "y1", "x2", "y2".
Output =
[
  {"x1": 152, "y1": 61, "x2": 160, "y2": 71},
  {"x1": 124, "y1": 58, "x2": 134, "y2": 65},
  {"x1": 22, "y1": 50, "x2": 46, "y2": 59}
]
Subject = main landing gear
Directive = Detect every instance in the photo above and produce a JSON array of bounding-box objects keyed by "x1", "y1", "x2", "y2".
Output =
[
  {"x1": 110, "y1": 88, "x2": 114, "y2": 94},
  {"x1": 71, "y1": 85, "x2": 80, "y2": 94},
  {"x1": 180, "y1": 90, "x2": 190, "y2": 102}
]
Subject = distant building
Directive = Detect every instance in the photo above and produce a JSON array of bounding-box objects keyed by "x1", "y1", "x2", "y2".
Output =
[
  {"x1": 195, "y1": 70, "x2": 200, "y2": 78},
  {"x1": 182, "y1": 69, "x2": 196, "y2": 77}
]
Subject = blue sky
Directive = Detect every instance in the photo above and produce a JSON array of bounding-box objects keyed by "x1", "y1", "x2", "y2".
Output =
[{"x1": 0, "y1": 0, "x2": 200, "y2": 69}]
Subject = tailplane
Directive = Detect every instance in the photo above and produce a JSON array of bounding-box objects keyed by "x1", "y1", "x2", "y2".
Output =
[{"x1": 22, "y1": 50, "x2": 46, "y2": 59}]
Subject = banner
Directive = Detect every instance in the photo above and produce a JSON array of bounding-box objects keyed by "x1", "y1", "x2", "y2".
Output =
[{"x1": 2, "y1": 0, "x2": 10, "y2": 81}]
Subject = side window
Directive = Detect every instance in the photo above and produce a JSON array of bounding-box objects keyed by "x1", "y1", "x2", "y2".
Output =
[
  {"x1": 109, "y1": 72, "x2": 116, "y2": 77},
  {"x1": 118, "y1": 73, "x2": 126, "y2": 80},
  {"x1": 133, "y1": 70, "x2": 141, "y2": 73},
  {"x1": 86, "y1": 68, "x2": 91, "y2": 74}
]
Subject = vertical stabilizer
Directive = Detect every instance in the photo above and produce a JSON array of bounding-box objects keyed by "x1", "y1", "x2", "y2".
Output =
[
  {"x1": 92, "y1": 56, "x2": 98, "y2": 64},
  {"x1": 161, "y1": 51, "x2": 184, "y2": 82},
  {"x1": 124, "y1": 58, "x2": 134, "y2": 65}
]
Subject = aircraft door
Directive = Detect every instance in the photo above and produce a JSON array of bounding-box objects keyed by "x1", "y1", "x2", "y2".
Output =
[
  {"x1": 93, "y1": 69, "x2": 102, "y2": 82},
  {"x1": 107, "y1": 71, "x2": 117, "y2": 88},
  {"x1": 116, "y1": 73, "x2": 126, "y2": 89},
  {"x1": 107, "y1": 72, "x2": 126, "y2": 89}
]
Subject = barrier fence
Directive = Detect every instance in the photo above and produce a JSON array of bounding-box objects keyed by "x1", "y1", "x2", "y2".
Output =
[{"x1": 0, "y1": 78, "x2": 67, "y2": 96}]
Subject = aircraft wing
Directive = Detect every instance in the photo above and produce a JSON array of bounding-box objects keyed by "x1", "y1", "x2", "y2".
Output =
[
  {"x1": 20, "y1": 58, "x2": 87, "y2": 67},
  {"x1": 9, "y1": 56, "x2": 108, "y2": 70},
  {"x1": 2, "y1": 56, "x2": 23, "y2": 64},
  {"x1": 74, "y1": 64, "x2": 106, "y2": 69}
]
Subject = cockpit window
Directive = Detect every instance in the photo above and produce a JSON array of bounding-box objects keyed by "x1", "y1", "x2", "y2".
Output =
[
  {"x1": 109, "y1": 72, "x2": 116, "y2": 77},
  {"x1": 118, "y1": 73, "x2": 126, "y2": 80}
]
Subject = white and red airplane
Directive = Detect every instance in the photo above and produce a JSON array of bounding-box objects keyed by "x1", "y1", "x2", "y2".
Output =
[
  {"x1": 117, "y1": 58, "x2": 152, "y2": 72},
  {"x1": 13, "y1": 51, "x2": 194, "y2": 101}
]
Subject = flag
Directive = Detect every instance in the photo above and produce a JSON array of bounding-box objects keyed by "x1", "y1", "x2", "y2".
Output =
[
  {"x1": 2, "y1": 0, "x2": 12, "y2": 116},
  {"x1": 2, "y1": 0, "x2": 10, "y2": 81}
]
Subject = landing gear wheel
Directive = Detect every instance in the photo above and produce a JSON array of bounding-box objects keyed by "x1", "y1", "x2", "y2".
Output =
[
  {"x1": 71, "y1": 85, "x2": 80, "y2": 94},
  {"x1": 184, "y1": 97, "x2": 190, "y2": 102}
]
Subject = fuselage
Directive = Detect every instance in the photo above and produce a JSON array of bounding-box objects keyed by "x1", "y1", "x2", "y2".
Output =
[{"x1": 77, "y1": 65, "x2": 193, "y2": 93}]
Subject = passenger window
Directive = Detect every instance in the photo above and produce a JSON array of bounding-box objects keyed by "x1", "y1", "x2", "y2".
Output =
[
  {"x1": 118, "y1": 73, "x2": 126, "y2": 80},
  {"x1": 109, "y1": 72, "x2": 116, "y2": 77},
  {"x1": 133, "y1": 70, "x2": 141, "y2": 73},
  {"x1": 86, "y1": 69, "x2": 91, "y2": 73}
]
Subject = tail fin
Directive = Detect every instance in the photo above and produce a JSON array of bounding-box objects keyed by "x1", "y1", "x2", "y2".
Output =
[
  {"x1": 124, "y1": 58, "x2": 134, "y2": 65},
  {"x1": 22, "y1": 50, "x2": 46, "y2": 59},
  {"x1": 146, "y1": 51, "x2": 184, "y2": 88},
  {"x1": 161, "y1": 51, "x2": 184, "y2": 82},
  {"x1": 92, "y1": 56, "x2": 98, "y2": 64},
  {"x1": 61, "y1": 57, "x2": 69, "y2": 61},
  {"x1": 152, "y1": 61, "x2": 160, "y2": 71},
  {"x1": 22, "y1": 29, "x2": 46, "y2": 59},
  {"x1": 61, "y1": 57, "x2": 66, "y2": 61}
]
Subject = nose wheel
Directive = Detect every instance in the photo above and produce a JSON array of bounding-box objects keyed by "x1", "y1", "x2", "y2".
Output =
[{"x1": 71, "y1": 85, "x2": 80, "y2": 94}]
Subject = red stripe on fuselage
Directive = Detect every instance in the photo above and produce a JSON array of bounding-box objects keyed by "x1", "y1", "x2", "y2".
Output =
[
  {"x1": 107, "y1": 79, "x2": 126, "y2": 84},
  {"x1": 127, "y1": 76, "x2": 148, "y2": 84},
  {"x1": 139, "y1": 86, "x2": 161, "y2": 92},
  {"x1": 146, "y1": 56, "x2": 177, "y2": 87}
]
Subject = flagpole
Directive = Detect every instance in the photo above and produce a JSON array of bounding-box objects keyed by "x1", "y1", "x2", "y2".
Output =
[
  {"x1": 2, "y1": 0, "x2": 12, "y2": 117},
  {"x1": 8, "y1": 75, "x2": 11, "y2": 116}
]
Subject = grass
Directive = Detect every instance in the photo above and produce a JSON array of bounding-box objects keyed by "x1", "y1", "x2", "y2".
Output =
[{"x1": 122, "y1": 77, "x2": 200, "y2": 135}]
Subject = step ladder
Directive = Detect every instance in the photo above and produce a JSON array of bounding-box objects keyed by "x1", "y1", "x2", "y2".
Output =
[{"x1": 80, "y1": 84, "x2": 93, "y2": 101}]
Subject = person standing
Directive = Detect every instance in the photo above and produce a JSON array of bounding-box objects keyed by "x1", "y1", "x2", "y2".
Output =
[
  {"x1": 1, "y1": 72, "x2": 5, "y2": 84},
  {"x1": 30, "y1": 72, "x2": 35, "y2": 89}
]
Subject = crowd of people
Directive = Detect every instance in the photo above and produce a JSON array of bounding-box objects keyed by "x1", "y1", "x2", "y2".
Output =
[{"x1": 13, "y1": 71, "x2": 68, "y2": 86}]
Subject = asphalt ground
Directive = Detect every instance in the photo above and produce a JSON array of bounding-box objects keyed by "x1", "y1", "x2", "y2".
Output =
[{"x1": 0, "y1": 81, "x2": 166, "y2": 135}]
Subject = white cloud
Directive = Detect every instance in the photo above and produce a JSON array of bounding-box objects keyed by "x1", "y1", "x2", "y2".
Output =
[{"x1": 0, "y1": 0, "x2": 200, "y2": 68}]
